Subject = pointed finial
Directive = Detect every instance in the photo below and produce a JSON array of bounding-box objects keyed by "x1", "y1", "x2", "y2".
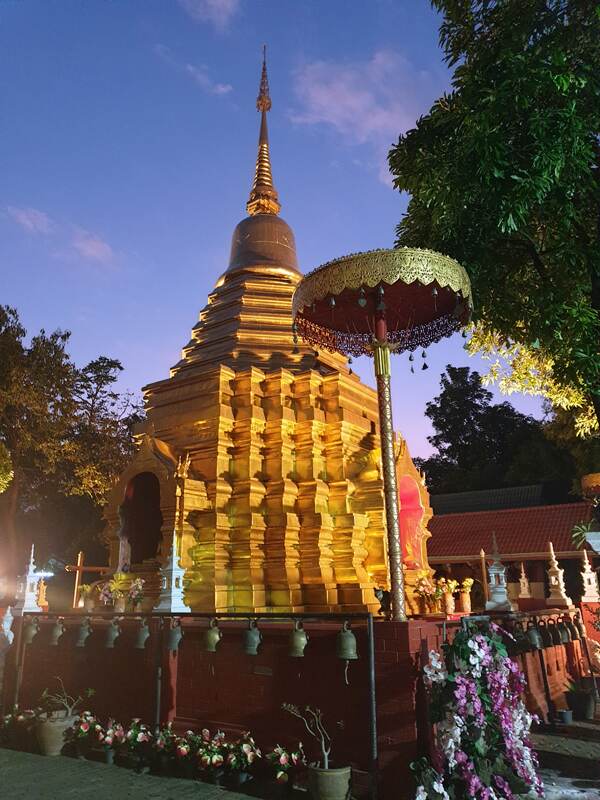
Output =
[
  {"x1": 583, "y1": 548, "x2": 591, "y2": 568},
  {"x1": 247, "y1": 47, "x2": 281, "y2": 216},
  {"x1": 257, "y1": 45, "x2": 271, "y2": 113},
  {"x1": 491, "y1": 532, "x2": 500, "y2": 558}
]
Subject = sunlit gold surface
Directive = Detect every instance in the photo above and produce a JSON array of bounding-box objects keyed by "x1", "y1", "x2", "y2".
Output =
[
  {"x1": 102, "y1": 55, "x2": 434, "y2": 615},
  {"x1": 292, "y1": 246, "x2": 473, "y2": 317}
]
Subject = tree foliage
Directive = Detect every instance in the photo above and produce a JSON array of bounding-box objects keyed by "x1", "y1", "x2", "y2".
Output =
[
  {"x1": 0, "y1": 306, "x2": 141, "y2": 575},
  {"x1": 415, "y1": 365, "x2": 578, "y2": 493},
  {"x1": 389, "y1": 0, "x2": 600, "y2": 435}
]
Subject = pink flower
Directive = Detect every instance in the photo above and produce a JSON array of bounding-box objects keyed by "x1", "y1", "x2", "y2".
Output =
[
  {"x1": 212, "y1": 754, "x2": 223, "y2": 767},
  {"x1": 279, "y1": 753, "x2": 289, "y2": 766},
  {"x1": 80, "y1": 722, "x2": 90, "y2": 733}
]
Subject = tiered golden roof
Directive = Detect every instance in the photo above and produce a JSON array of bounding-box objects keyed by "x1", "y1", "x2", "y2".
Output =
[{"x1": 103, "y1": 51, "x2": 433, "y2": 614}]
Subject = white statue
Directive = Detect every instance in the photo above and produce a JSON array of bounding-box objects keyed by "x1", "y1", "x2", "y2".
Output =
[
  {"x1": 13, "y1": 545, "x2": 54, "y2": 616},
  {"x1": 153, "y1": 530, "x2": 190, "y2": 613},
  {"x1": 485, "y1": 534, "x2": 512, "y2": 612},
  {"x1": 580, "y1": 549, "x2": 600, "y2": 603},
  {"x1": 545, "y1": 541, "x2": 573, "y2": 608},
  {"x1": 518, "y1": 562, "x2": 531, "y2": 599}
]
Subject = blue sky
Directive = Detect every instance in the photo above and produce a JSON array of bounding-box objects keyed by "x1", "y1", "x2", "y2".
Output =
[{"x1": 1, "y1": 0, "x2": 544, "y2": 458}]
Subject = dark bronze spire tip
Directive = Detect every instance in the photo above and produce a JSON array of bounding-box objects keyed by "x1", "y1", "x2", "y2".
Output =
[{"x1": 257, "y1": 44, "x2": 272, "y2": 113}]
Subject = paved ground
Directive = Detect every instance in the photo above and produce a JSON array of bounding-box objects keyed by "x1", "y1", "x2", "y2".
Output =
[
  {"x1": 0, "y1": 749, "x2": 251, "y2": 800},
  {"x1": 0, "y1": 740, "x2": 599, "y2": 799}
]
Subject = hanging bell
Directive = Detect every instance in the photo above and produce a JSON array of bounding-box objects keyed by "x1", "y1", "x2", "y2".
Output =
[
  {"x1": 421, "y1": 350, "x2": 427, "y2": 358},
  {"x1": 410, "y1": 366, "x2": 414, "y2": 374},
  {"x1": 329, "y1": 296, "x2": 336, "y2": 308},
  {"x1": 134, "y1": 618, "x2": 150, "y2": 650},
  {"x1": 547, "y1": 618, "x2": 561, "y2": 645},
  {"x1": 408, "y1": 353, "x2": 414, "y2": 362},
  {"x1": 242, "y1": 619, "x2": 262, "y2": 656},
  {"x1": 166, "y1": 620, "x2": 183, "y2": 652},
  {"x1": 431, "y1": 286, "x2": 438, "y2": 297},
  {"x1": 537, "y1": 619, "x2": 553, "y2": 648},
  {"x1": 573, "y1": 612, "x2": 586, "y2": 639},
  {"x1": 49, "y1": 618, "x2": 65, "y2": 647},
  {"x1": 288, "y1": 620, "x2": 309, "y2": 658},
  {"x1": 336, "y1": 621, "x2": 358, "y2": 661},
  {"x1": 203, "y1": 618, "x2": 222, "y2": 653},
  {"x1": 462, "y1": 329, "x2": 468, "y2": 338},
  {"x1": 565, "y1": 614, "x2": 579, "y2": 641},
  {"x1": 526, "y1": 620, "x2": 543, "y2": 651},
  {"x1": 558, "y1": 616, "x2": 571, "y2": 644},
  {"x1": 358, "y1": 288, "x2": 367, "y2": 308},
  {"x1": 105, "y1": 618, "x2": 121, "y2": 649},
  {"x1": 23, "y1": 618, "x2": 40, "y2": 645},
  {"x1": 422, "y1": 363, "x2": 429, "y2": 371},
  {"x1": 75, "y1": 617, "x2": 92, "y2": 648}
]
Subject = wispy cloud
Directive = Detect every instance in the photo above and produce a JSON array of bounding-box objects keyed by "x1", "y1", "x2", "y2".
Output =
[
  {"x1": 291, "y1": 50, "x2": 446, "y2": 184},
  {"x1": 154, "y1": 44, "x2": 232, "y2": 95},
  {"x1": 71, "y1": 228, "x2": 114, "y2": 264},
  {"x1": 6, "y1": 205, "x2": 115, "y2": 266},
  {"x1": 177, "y1": 0, "x2": 240, "y2": 32},
  {"x1": 6, "y1": 206, "x2": 55, "y2": 235}
]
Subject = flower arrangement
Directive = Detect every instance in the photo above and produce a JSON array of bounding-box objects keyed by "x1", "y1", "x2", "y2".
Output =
[
  {"x1": 282, "y1": 704, "x2": 333, "y2": 769},
  {"x1": 436, "y1": 577, "x2": 459, "y2": 596},
  {"x1": 461, "y1": 578, "x2": 474, "y2": 594},
  {"x1": 413, "y1": 622, "x2": 543, "y2": 800},
  {"x1": 128, "y1": 577, "x2": 145, "y2": 606},
  {"x1": 99, "y1": 581, "x2": 124, "y2": 606},
  {"x1": 67, "y1": 711, "x2": 101, "y2": 743},
  {"x1": 155, "y1": 721, "x2": 177, "y2": 757},
  {"x1": 100, "y1": 719, "x2": 126, "y2": 750},
  {"x1": 266, "y1": 743, "x2": 306, "y2": 783},
  {"x1": 415, "y1": 570, "x2": 440, "y2": 601},
  {"x1": 198, "y1": 728, "x2": 226, "y2": 773},
  {"x1": 78, "y1": 584, "x2": 94, "y2": 598},
  {"x1": 125, "y1": 718, "x2": 153, "y2": 756},
  {"x1": 226, "y1": 732, "x2": 262, "y2": 772}
]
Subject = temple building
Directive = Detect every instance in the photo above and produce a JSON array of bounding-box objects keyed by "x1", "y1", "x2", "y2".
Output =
[{"x1": 102, "y1": 54, "x2": 433, "y2": 614}]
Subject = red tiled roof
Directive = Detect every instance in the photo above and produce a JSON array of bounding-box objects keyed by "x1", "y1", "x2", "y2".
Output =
[{"x1": 428, "y1": 502, "x2": 591, "y2": 560}]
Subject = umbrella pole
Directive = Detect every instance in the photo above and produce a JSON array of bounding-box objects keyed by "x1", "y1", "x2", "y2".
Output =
[{"x1": 373, "y1": 336, "x2": 406, "y2": 622}]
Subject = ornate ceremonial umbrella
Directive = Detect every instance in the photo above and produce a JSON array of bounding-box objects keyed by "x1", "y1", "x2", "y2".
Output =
[{"x1": 292, "y1": 247, "x2": 473, "y2": 620}]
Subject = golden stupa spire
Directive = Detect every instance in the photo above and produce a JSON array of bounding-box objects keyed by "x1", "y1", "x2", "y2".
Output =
[{"x1": 246, "y1": 46, "x2": 281, "y2": 216}]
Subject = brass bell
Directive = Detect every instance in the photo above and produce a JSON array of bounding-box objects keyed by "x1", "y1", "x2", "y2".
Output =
[
  {"x1": 75, "y1": 617, "x2": 92, "y2": 648},
  {"x1": 537, "y1": 619, "x2": 553, "y2": 648},
  {"x1": 203, "y1": 618, "x2": 222, "y2": 653},
  {"x1": 526, "y1": 621, "x2": 543, "y2": 651},
  {"x1": 547, "y1": 618, "x2": 561, "y2": 645},
  {"x1": 557, "y1": 617, "x2": 571, "y2": 644},
  {"x1": 105, "y1": 618, "x2": 121, "y2": 649},
  {"x1": 566, "y1": 614, "x2": 579, "y2": 641},
  {"x1": 336, "y1": 621, "x2": 358, "y2": 661},
  {"x1": 49, "y1": 618, "x2": 65, "y2": 646},
  {"x1": 242, "y1": 619, "x2": 262, "y2": 656},
  {"x1": 23, "y1": 618, "x2": 40, "y2": 645},
  {"x1": 288, "y1": 620, "x2": 308, "y2": 658},
  {"x1": 574, "y1": 612, "x2": 587, "y2": 639},
  {"x1": 166, "y1": 620, "x2": 183, "y2": 652},
  {"x1": 134, "y1": 618, "x2": 150, "y2": 650}
]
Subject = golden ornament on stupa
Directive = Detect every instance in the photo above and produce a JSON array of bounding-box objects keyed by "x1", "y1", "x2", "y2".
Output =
[{"x1": 102, "y1": 50, "x2": 434, "y2": 614}]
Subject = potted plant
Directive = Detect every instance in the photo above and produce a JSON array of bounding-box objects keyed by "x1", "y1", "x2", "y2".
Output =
[
  {"x1": 438, "y1": 577, "x2": 459, "y2": 615},
  {"x1": 172, "y1": 730, "x2": 198, "y2": 779},
  {"x1": 35, "y1": 679, "x2": 95, "y2": 757},
  {"x1": 566, "y1": 680, "x2": 596, "y2": 721},
  {"x1": 99, "y1": 573, "x2": 129, "y2": 612},
  {"x1": 1, "y1": 707, "x2": 37, "y2": 751},
  {"x1": 225, "y1": 731, "x2": 262, "y2": 788},
  {"x1": 97, "y1": 719, "x2": 125, "y2": 764},
  {"x1": 266, "y1": 743, "x2": 306, "y2": 794},
  {"x1": 414, "y1": 570, "x2": 441, "y2": 614},
  {"x1": 65, "y1": 710, "x2": 101, "y2": 758},
  {"x1": 153, "y1": 721, "x2": 177, "y2": 774},
  {"x1": 458, "y1": 577, "x2": 474, "y2": 614},
  {"x1": 79, "y1": 584, "x2": 96, "y2": 612},
  {"x1": 198, "y1": 728, "x2": 226, "y2": 784},
  {"x1": 283, "y1": 704, "x2": 350, "y2": 800},
  {"x1": 128, "y1": 577, "x2": 145, "y2": 612},
  {"x1": 123, "y1": 718, "x2": 153, "y2": 771}
]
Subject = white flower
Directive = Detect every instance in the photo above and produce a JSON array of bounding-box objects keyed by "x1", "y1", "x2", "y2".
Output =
[{"x1": 415, "y1": 786, "x2": 428, "y2": 800}]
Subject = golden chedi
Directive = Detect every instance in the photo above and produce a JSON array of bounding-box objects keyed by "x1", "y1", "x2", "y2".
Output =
[{"x1": 103, "y1": 53, "x2": 433, "y2": 614}]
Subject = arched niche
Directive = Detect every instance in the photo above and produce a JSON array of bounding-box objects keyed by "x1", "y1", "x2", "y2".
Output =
[
  {"x1": 121, "y1": 472, "x2": 163, "y2": 565},
  {"x1": 399, "y1": 475, "x2": 425, "y2": 569}
]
